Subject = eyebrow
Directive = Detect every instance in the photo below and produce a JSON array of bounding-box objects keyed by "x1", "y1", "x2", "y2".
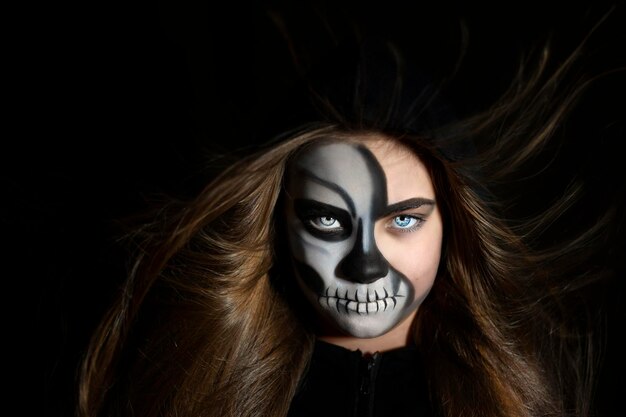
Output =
[
  {"x1": 298, "y1": 168, "x2": 356, "y2": 216},
  {"x1": 380, "y1": 198, "x2": 436, "y2": 217}
]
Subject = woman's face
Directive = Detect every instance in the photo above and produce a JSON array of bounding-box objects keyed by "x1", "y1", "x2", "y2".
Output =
[{"x1": 284, "y1": 136, "x2": 443, "y2": 338}]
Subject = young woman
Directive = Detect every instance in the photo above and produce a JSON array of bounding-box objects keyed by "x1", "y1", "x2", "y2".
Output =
[{"x1": 77, "y1": 8, "x2": 622, "y2": 417}]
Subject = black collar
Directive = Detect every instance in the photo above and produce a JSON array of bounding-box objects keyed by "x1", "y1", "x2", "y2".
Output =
[{"x1": 288, "y1": 339, "x2": 433, "y2": 417}]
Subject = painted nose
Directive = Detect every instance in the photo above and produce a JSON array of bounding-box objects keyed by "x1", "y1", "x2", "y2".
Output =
[{"x1": 338, "y1": 219, "x2": 388, "y2": 283}]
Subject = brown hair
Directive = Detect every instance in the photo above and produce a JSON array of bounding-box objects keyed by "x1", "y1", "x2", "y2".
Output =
[{"x1": 78, "y1": 46, "x2": 613, "y2": 417}]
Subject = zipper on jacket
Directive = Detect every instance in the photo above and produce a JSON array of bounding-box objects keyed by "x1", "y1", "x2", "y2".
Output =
[{"x1": 355, "y1": 352, "x2": 381, "y2": 417}]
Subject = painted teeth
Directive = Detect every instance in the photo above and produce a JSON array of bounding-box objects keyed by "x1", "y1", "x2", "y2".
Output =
[
  {"x1": 324, "y1": 290, "x2": 393, "y2": 302},
  {"x1": 345, "y1": 301, "x2": 379, "y2": 312},
  {"x1": 328, "y1": 297, "x2": 397, "y2": 313},
  {"x1": 320, "y1": 288, "x2": 401, "y2": 314}
]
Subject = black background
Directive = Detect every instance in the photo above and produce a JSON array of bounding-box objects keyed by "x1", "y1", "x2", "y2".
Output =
[{"x1": 3, "y1": 1, "x2": 624, "y2": 416}]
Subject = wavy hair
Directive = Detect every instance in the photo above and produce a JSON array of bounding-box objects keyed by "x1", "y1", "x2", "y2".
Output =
[{"x1": 77, "y1": 31, "x2": 618, "y2": 417}]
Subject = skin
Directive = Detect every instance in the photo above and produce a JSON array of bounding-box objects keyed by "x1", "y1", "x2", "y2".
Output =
[{"x1": 284, "y1": 136, "x2": 443, "y2": 353}]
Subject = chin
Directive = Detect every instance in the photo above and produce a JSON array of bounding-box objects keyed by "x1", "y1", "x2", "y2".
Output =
[{"x1": 324, "y1": 309, "x2": 400, "y2": 339}]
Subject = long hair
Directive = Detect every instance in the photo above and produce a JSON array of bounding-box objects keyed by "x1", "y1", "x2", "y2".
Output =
[
  {"x1": 412, "y1": 49, "x2": 612, "y2": 417},
  {"x1": 78, "y1": 16, "x2": 619, "y2": 417},
  {"x1": 78, "y1": 128, "x2": 611, "y2": 417},
  {"x1": 77, "y1": 125, "x2": 328, "y2": 417}
]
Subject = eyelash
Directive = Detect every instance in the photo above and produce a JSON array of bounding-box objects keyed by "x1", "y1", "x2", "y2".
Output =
[
  {"x1": 386, "y1": 214, "x2": 425, "y2": 233},
  {"x1": 305, "y1": 214, "x2": 424, "y2": 234},
  {"x1": 308, "y1": 216, "x2": 343, "y2": 232}
]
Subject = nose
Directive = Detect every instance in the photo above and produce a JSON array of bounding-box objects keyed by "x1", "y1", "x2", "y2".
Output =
[{"x1": 338, "y1": 219, "x2": 388, "y2": 283}]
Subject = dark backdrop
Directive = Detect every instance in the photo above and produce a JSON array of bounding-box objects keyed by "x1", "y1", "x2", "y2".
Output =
[{"x1": 3, "y1": 1, "x2": 623, "y2": 416}]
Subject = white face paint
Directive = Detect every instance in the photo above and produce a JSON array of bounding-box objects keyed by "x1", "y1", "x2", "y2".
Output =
[{"x1": 284, "y1": 138, "x2": 443, "y2": 338}]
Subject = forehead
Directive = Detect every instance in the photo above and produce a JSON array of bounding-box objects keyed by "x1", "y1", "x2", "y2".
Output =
[
  {"x1": 286, "y1": 138, "x2": 435, "y2": 203},
  {"x1": 290, "y1": 141, "x2": 379, "y2": 182},
  {"x1": 365, "y1": 139, "x2": 436, "y2": 202},
  {"x1": 286, "y1": 141, "x2": 383, "y2": 210}
]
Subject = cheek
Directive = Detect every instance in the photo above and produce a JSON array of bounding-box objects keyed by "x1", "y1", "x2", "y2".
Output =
[
  {"x1": 394, "y1": 240, "x2": 441, "y2": 299},
  {"x1": 285, "y1": 213, "x2": 353, "y2": 280},
  {"x1": 376, "y1": 219, "x2": 443, "y2": 299}
]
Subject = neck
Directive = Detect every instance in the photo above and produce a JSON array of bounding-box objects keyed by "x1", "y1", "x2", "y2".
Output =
[{"x1": 317, "y1": 311, "x2": 416, "y2": 355}]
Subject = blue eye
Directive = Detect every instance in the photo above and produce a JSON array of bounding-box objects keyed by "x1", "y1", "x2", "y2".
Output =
[
  {"x1": 310, "y1": 216, "x2": 342, "y2": 230},
  {"x1": 394, "y1": 215, "x2": 415, "y2": 228},
  {"x1": 388, "y1": 215, "x2": 422, "y2": 232}
]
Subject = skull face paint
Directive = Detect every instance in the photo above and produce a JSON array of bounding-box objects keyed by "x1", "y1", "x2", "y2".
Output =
[{"x1": 284, "y1": 138, "x2": 443, "y2": 338}]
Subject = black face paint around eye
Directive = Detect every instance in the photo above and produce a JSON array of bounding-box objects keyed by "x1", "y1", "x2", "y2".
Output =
[
  {"x1": 335, "y1": 146, "x2": 390, "y2": 282},
  {"x1": 284, "y1": 140, "x2": 435, "y2": 338},
  {"x1": 294, "y1": 199, "x2": 352, "y2": 241}
]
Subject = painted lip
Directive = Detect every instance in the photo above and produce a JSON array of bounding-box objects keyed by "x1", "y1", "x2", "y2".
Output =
[{"x1": 318, "y1": 287, "x2": 404, "y2": 315}]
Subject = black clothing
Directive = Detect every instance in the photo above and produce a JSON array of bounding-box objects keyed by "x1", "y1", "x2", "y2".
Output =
[{"x1": 287, "y1": 339, "x2": 433, "y2": 417}]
